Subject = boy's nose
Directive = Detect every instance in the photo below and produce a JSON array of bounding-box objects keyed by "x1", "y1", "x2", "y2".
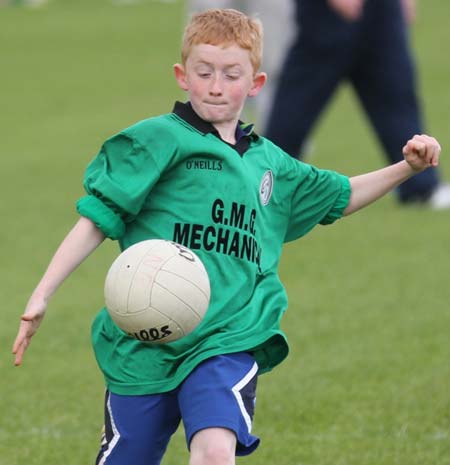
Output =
[{"x1": 209, "y1": 75, "x2": 223, "y2": 95}]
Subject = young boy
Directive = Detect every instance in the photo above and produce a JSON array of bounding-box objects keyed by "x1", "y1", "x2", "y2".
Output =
[{"x1": 13, "y1": 8, "x2": 441, "y2": 465}]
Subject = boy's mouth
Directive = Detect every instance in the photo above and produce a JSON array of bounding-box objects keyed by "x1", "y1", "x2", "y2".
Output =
[{"x1": 204, "y1": 101, "x2": 227, "y2": 106}]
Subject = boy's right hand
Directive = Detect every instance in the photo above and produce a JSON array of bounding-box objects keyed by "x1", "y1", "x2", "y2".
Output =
[{"x1": 12, "y1": 296, "x2": 47, "y2": 366}]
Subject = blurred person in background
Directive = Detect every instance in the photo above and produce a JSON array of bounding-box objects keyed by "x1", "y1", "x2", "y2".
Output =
[
  {"x1": 0, "y1": 0, "x2": 47, "y2": 6},
  {"x1": 264, "y1": 0, "x2": 450, "y2": 209},
  {"x1": 186, "y1": 0, "x2": 296, "y2": 130}
]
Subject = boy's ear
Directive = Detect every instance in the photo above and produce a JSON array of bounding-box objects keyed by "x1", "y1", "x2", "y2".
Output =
[
  {"x1": 173, "y1": 63, "x2": 189, "y2": 91},
  {"x1": 248, "y1": 72, "x2": 267, "y2": 97}
]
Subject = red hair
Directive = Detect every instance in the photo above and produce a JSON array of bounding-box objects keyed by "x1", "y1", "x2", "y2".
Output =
[{"x1": 181, "y1": 8, "x2": 263, "y2": 72}]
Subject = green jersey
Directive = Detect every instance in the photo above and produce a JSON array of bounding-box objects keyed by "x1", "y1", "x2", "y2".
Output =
[{"x1": 77, "y1": 102, "x2": 351, "y2": 395}]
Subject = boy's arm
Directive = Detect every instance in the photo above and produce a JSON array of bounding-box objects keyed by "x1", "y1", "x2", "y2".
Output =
[
  {"x1": 344, "y1": 134, "x2": 441, "y2": 215},
  {"x1": 12, "y1": 216, "x2": 105, "y2": 366}
]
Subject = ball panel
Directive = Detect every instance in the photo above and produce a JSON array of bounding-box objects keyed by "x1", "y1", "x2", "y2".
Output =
[
  {"x1": 126, "y1": 255, "x2": 164, "y2": 312},
  {"x1": 110, "y1": 306, "x2": 170, "y2": 332},
  {"x1": 112, "y1": 305, "x2": 184, "y2": 343},
  {"x1": 161, "y1": 254, "x2": 211, "y2": 302},
  {"x1": 104, "y1": 240, "x2": 161, "y2": 314},
  {"x1": 151, "y1": 281, "x2": 203, "y2": 334},
  {"x1": 129, "y1": 324, "x2": 183, "y2": 343},
  {"x1": 155, "y1": 270, "x2": 210, "y2": 319},
  {"x1": 104, "y1": 255, "x2": 136, "y2": 316}
]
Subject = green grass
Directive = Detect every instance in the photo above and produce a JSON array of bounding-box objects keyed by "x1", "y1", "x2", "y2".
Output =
[{"x1": 1, "y1": 1, "x2": 449, "y2": 464}]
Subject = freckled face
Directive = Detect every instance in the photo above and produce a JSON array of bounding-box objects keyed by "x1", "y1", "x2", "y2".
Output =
[{"x1": 175, "y1": 44, "x2": 261, "y2": 126}]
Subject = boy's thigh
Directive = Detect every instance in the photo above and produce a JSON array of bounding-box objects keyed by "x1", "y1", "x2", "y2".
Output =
[
  {"x1": 95, "y1": 390, "x2": 181, "y2": 465},
  {"x1": 179, "y1": 352, "x2": 260, "y2": 456}
]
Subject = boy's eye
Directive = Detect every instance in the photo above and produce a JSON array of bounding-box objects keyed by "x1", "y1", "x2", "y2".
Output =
[{"x1": 226, "y1": 74, "x2": 239, "y2": 80}]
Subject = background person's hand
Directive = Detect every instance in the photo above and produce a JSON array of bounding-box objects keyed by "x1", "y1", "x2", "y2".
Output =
[
  {"x1": 401, "y1": 0, "x2": 417, "y2": 24},
  {"x1": 327, "y1": 0, "x2": 365, "y2": 21}
]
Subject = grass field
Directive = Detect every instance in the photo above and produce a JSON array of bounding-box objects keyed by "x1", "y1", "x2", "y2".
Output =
[{"x1": 1, "y1": 1, "x2": 449, "y2": 464}]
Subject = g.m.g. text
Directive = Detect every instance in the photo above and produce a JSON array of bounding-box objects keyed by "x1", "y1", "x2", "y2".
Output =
[{"x1": 172, "y1": 198, "x2": 261, "y2": 268}]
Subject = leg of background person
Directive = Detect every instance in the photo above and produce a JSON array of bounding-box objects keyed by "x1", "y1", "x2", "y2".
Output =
[
  {"x1": 245, "y1": 0, "x2": 296, "y2": 130},
  {"x1": 350, "y1": 0, "x2": 441, "y2": 202},
  {"x1": 264, "y1": 0, "x2": 359, "y2": 158},
  {"x1": 185, "y1": 0, "x2": 236, "y2": 13}
]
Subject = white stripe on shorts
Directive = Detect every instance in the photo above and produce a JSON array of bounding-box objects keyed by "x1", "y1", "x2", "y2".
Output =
[
  {"x1": 231, "y1": 361, "x2": 258, "y2": 433},
  {"x1": 98, "y1": 393, "x2": 121, "y2": 465}
]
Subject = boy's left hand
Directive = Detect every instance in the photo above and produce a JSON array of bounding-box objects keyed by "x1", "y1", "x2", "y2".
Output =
[{"x1": 402, "y1": 134, "x2": 441, "y2": 172}]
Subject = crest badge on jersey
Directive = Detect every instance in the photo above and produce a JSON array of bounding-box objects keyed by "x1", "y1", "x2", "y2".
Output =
[{"x1": 259, "y1": 170, "x2": 273, "y2": 206}]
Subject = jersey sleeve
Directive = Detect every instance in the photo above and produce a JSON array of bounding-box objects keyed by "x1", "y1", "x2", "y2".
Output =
[
  {"x1": 283, "y1": 156, "x2": 351, "y2": 242},
  {"x1": 76, "y1": 131, "x2": 162, "y2": 240}
]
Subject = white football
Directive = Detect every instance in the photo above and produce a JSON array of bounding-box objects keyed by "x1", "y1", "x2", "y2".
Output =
[{"x1": 104, "y1": 239, "x2": 210, "y2": 343}]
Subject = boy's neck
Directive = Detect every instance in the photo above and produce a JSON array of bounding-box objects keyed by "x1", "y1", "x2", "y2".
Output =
[{"x1": 212, "y1": 122, "x2": 238, "y2": 145}]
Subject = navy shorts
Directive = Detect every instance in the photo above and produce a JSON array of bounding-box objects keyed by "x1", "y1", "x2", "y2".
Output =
[{"x1": 95, "y1": 352, "x2": 259, "y2": 465}]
